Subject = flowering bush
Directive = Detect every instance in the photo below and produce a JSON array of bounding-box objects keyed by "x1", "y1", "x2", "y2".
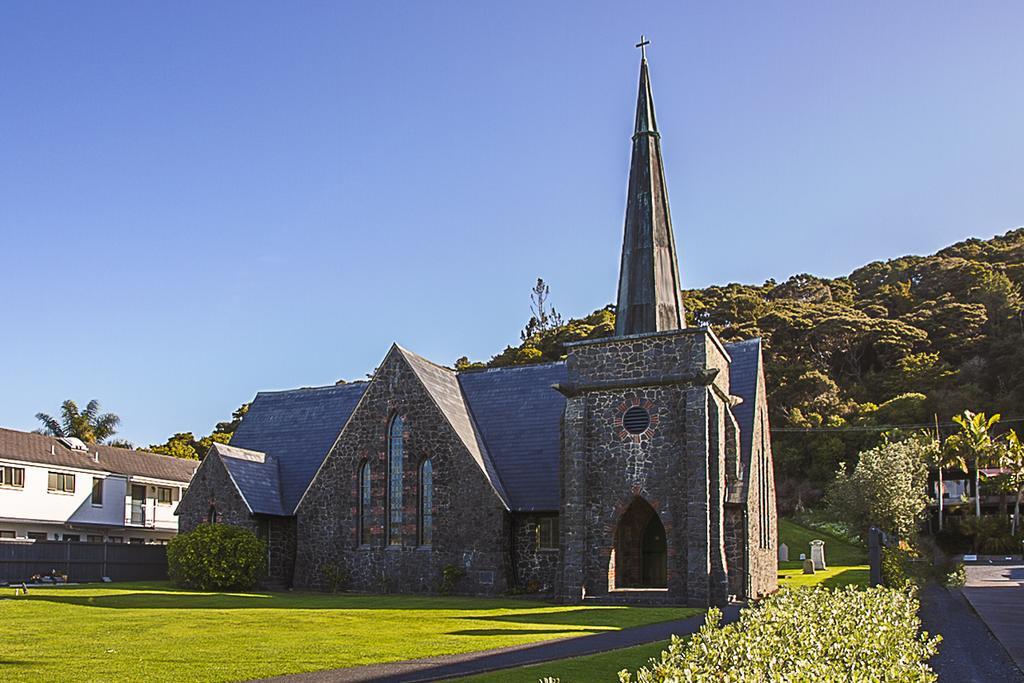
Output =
[
  {"x1": 619, "y1": 585, "x2": 940, "y2": 682},
  {"x1": 167, "y1": 523, "x2": 266, "y2": 591}
]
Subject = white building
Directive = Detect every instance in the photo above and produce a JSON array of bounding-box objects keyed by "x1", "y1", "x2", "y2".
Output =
[{"x1": 0, "y1": 428, "x2": 197, "y2": 544}]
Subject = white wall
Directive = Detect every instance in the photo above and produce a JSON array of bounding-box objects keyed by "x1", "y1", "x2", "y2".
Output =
[{"x1": 0, "y1": 458, "x2": 183, "y2": 541}]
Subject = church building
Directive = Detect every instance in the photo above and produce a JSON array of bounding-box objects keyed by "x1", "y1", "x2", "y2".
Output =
[{"x1": 178, "y1": 50, "x2": 778, "y2": 607}]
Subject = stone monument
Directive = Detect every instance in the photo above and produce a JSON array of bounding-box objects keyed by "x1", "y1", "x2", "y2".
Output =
[{"x1": 810, "y1": 539, "x2": 827, "y2": 570}]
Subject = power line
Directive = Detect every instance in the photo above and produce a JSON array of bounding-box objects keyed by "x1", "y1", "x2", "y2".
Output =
[{"x1": 771, "y1": 416, "x2": 1024, "y2": 433}]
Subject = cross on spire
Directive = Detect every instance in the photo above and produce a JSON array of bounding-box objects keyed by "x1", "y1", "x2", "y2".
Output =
[{"x1": 635, "y1": 35, "x2": 650, "y2": 60}]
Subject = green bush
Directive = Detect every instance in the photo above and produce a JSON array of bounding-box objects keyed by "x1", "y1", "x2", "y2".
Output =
[
  {"x1": 319, "y1": 562, "x2": 348, "y2": 593},
  {"x1": 168, "y1": 523, "x2": 266, "y2": 591},
  {"x1": 944, "y1": 562, "x2": 966, "y2": 587},
  {"x1": 439, "y1": 564, "x2": 465, "y2": 595},
  {"x1": 619, "y1": 585, "x2": 940, "y2": 682},
  {"x1": 957, "y1": 515, "x2": 1023, "y2": 554}
]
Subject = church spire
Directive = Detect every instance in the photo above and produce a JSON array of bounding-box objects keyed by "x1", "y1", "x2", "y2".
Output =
[{"x1": 614, "y1": 40, "x2": 686, "y2": 336}]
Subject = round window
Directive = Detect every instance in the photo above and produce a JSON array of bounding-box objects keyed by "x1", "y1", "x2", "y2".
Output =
[{"x1": 622, "y1": 406, "x2": 651, "y2": 435}]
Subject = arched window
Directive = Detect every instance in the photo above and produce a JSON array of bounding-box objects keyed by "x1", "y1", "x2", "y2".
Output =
[
  {"x1": 387, "y1": 416, "x2": 404, "y2": 545},
  {"x1": 419, "y1": 459, "x2": 433, "y2": 546},
  {"x1": 358, "y1": 461, "x2": 371, "y2": 545},
  {"x1": 207, "y1": 504, "x2": 216, "y2": 525}
]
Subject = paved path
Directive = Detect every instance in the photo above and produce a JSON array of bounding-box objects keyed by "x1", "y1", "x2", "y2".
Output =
[
  {"x1": 259, "y1": 606, "x2": 739, "y2": 683},
  {"x1": 960, "y1": 562, "x2": 1024, "y2": 673},
  {"x1": 920, "y1": 583, "x2": 1023, "y2": 682}
]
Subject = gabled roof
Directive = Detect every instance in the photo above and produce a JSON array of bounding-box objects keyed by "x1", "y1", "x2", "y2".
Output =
[
  {"x1": 211, "y1": 443, "x2": 286, "y2": 516},
  {"x1": 229, "y1": 382, "x2": 367, "y2": 514},
  {"x1": 396, "y1": 346, "x2": 511, "y2": 508},
  {"x1": 459, "y1": 362, "x2": 567, "y2": 512},
  {"x1": 723, "y1": 338, "x2": 762, "y2": 462},
  {"x1": 0, "y1": 427, "x2": 197, "y2": 482}
]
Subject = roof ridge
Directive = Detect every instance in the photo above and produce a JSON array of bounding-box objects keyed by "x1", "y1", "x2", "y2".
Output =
[
  {"x1": 0, "y1": 426, "x2": 193, "y2": 463},
  {"x1": 256, "y1": 382, "x2": 368, "y2": 396},
  {"x1": 458, "y1": 360, "x2": 567, "y2": 375},
  {"x1": 393, "y1": 344, "x2": 455, "y2": 372}
]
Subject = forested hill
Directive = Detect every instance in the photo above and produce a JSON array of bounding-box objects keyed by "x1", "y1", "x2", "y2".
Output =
[{"x1": 463, "y1": 228, "x2": 1024, "y2": 504}]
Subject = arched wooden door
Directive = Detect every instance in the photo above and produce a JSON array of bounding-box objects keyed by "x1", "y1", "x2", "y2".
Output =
[{"x1": 614, "y1": 497, "x2": 667, "y2": 588}]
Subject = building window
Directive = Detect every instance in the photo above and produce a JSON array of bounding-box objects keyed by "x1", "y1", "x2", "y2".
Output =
[
  {"x1": 207, "y1": 505, "x2": 217, "y2": 524},
  {"x1": 129, "y1": 537, "x2": 144, "y2": 545},
  {"x1": 0, "y1": 466, "x2": 24, "y2": 488},
  {"x1": 0, "y1": 530, "x2": 15, "y2": 539},
  {"x1": 64, "y1": 534, "x2": 80, "y2": 542},
  {"x1": 157, "y1": 486, "x2": 173, "y2": 505},
  {"x1": 387, "y1": 415, "x2": 404, "y2": 545},
  {"x1": 27, "y1": 532, "x2": 47, "y2": 541},
  {"x1": 91, "y1": 477, "x2": 104, "y2": 506},
  {"x1": 537, "y1": 517, "x2": 559, "y2": 550},
  {"x1": 48, "y1": 471, "x2": 75, "y2": 494},
  {"x1": 758, "y1": 414, "x2": 771, "y2": 550},
  {"x1": 419, "y1": 458, "x2": 433, "y2": 547},
  {"x1": 358, "y1": 460, "x2": 371, "y2": 545},
  {"x1": 87, "y1": 534, "x2": 103, "y2": 543},
  {"x1": 108, "y1": 536, "x2": 123, "y2": 544}
]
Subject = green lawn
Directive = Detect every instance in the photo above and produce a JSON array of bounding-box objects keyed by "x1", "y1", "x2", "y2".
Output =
[
  {"x1": 0, "y1": 582, "x2": 697, "y2": 682},
  {"x1": 457, "y1": 639, "x2": 670, "y2": 682},
  {"x1": 778, "y1": 518, "x2": 870, "y2": 588},
  {"x1": 465, "y1": 519, "x2": 873, "y2": 681}
]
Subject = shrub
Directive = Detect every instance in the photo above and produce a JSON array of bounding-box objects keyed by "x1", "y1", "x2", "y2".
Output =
[
  {"x1": 944, "y1": 562, "x2": 966, "y2": 587},
  {"x1": 439, "y1": 564, "x2": 465, "y2": 595},
  {"x1": 168, "y1": 523, "x2": 266, "y2": 591},
  {"x1": 826, "y1": 439, "x2": 930, "y2": 538},
  {"x1": 619, "y1": 585, "x2": 940, "y2": 682},
  {"x1": 320, "y1": 562, "x2": 348, "y2": 593},
  {"x1": 957, "y1": 515, "x2": 1023, "y2": 554}
]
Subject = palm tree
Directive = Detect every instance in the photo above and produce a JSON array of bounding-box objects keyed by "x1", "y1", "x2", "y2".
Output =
[
  {"x1": 35, "y1": 399, "x2": 121, "y2": 444},
  {"x1": 934, "y1": 436, "x2": 968, "y2": 531},
  {"x1": 1000, "y1": 430, "x2": 1024, "y2": 535},
  {"x1": 950, "y1": 411, "x2": 1001, "y2": 517}
]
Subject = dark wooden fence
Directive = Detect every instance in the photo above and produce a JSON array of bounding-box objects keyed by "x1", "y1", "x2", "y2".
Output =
[{"x1": 0, "y1": 540, "x2": 168, "y2": 583}]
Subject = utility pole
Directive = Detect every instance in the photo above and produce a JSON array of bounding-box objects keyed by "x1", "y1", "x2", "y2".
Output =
[{"x1": 935, "y1": 413, "x2": 944, "y2": 531}]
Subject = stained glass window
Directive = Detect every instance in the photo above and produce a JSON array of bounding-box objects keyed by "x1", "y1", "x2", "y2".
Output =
[
  {"x1": 419, "y1": 459, "x2": 433, "y2": 546},
  {"x1": 358, "y1": 461, "x2": 371, "y2": 545},
  {"x1": 388, "y1": 416, "x2": 404, "y2": 545}
]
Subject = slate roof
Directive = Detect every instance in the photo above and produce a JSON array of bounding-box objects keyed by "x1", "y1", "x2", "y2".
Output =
[
  {"x1": 212, "y1": 340, "x2": 762, "y2": 518},
  {"x1": 723, "y1": 338, "x2": 762, "y2": 462},
  {"x1": 397, "y1": 346, "x2": 511, "y2": 508},
  {"x1": 0, "y1": 427, "x2": 197, "y2": 482},
  {"x1": 211, "y1": 443, "x2": 286, "y2": 516},
  {"x1": 229, "y1": 382, "x2": 367, "y2": 514},
  {"x1": 459, "y1": 362, "x2": 568, "y2": 512}
]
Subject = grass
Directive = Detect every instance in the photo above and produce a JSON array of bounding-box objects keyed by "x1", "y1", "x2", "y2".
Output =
[
  {"x1": 466, "y1": 518, "x2": 875, "y2": 681},
  {"x1": 0, "y1": 582, "x2": 698, "y2": 682},
  {"x1": 778, "y1": 518, "x2": 870, "y2": 588},
  {"x1": 457, "y1": 639, "x2": 671, "y2": 682}
]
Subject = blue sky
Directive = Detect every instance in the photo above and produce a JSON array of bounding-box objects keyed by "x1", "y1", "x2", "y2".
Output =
[{"x1": 1, "y1": 2, "x2": 1022, "y2": 446}]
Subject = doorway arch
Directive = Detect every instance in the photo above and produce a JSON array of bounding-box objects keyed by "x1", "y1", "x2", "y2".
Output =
[{"x1": 612, "y1": 497, "x2": 667, "y2": 589}]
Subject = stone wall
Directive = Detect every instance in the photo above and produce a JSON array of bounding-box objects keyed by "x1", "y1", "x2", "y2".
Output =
[
  {"x1": 511, "y1": 513, "x2": 559, "y2": 593},
  {"x1": 745, "y1": 365, "x2": 779, "y2": 598},
  {"x1": 178, "y1": 454, "x2": 256, "y2": 534},
  {"x1": 559, "y1": 329, "x2": 733, "y2": 607},
  {"x1": 723, "y1": 505, "x2": 746, "y2": 598},
  {"x1": 293, "y1": 347, "x2": 512, "y2": 595},
  {"x1": 261, "y1": 516, "x2": 296, "y2": 585}
]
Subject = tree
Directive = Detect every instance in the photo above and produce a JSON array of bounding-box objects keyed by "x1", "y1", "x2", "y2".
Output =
[
  {"x1": 931, "y1": 427, "x2": 967, "y2": 532},
  {"x1": 999, "y1": 430, "x2": 1024, "y2": 535},
  {"x1": 521, "y1": 278, "x2": 564, "y2": 340},
  {"x1": 950, "y1": 411, "x2": 1001, "y2": 517},
  {"x1": 149, "y1": 404, "x2": 247, "y2": 460},
  {"x1": 826, "y1": 437, "x2": 931, "y2": 538},
  {"x1": 35, "y1": 399, "x2": 120, "y2": 444}
]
